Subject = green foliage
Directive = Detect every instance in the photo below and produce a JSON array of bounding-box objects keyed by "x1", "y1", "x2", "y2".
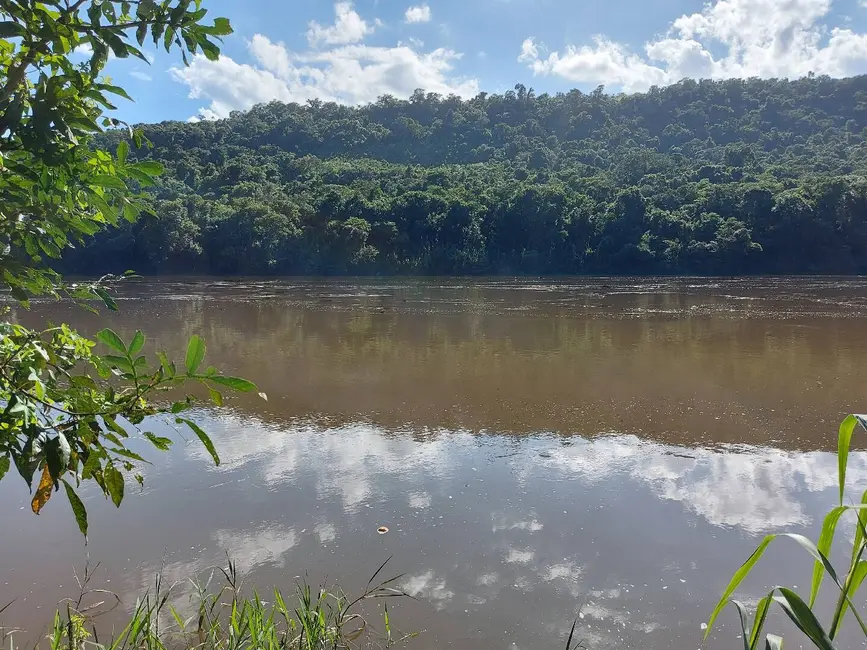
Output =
[
  {"x1": 705, "y1": 414, "x2": 867, "y2": 649},
  {"x1": 0, "y1": 1, "x2": 259, "y2": 535},
  {"x1": 1, "y1": 559, "x2": 413, "y2": 650},
  {"x1": 0, "y1": 323, "x2": 263, "y2": 534},
  {"x1": 64, "y1": 77, "x2": 867, "y2": 275}
]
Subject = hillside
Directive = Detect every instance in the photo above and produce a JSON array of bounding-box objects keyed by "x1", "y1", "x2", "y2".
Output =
[{"x1": 68, "y1": 75, "x2": 867, "y2": 275}]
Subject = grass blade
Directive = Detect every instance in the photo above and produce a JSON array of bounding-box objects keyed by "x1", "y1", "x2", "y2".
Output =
[
  {"x1": 764, "y1": 633, "x2": 783, "y2": 650},
  {"x1": 838, "y1": 415, "x2": 867, "y2": 505},
  {"x1": 729, "y1": 600, "x2": 752, "y2": 650},
  {"x1": 773, "y1": 588, "x2": 836, "y2": 650},
  {"x1": 706, "y1": 535, "x2": 776, "y2": 636},
  {"x1": 749, "y1": 594, "x2": 773, "y2": 650},
  {"x1": 838, "y1": 562, "x2": 867, "y2": 636},
  {"x1": 812, "y1": 507, "x2": 846, "y2": 607},
  {"x1": 565, "y1": 619, "x2": 577, "y2": 650}
]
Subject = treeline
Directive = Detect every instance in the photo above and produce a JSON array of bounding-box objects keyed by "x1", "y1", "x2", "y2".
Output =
[{"x1": 67, "y1": 75, "x2": 867, "y2": 275}]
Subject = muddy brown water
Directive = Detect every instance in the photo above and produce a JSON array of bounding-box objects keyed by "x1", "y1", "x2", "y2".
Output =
[{"x1": 4, "y1": 277, "x2": 867, "y2": 649}]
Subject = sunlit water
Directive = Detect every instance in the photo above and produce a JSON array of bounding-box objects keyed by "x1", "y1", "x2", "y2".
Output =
[{"x1": 4, "y1": 277, "x2": 867, "y2": 649}]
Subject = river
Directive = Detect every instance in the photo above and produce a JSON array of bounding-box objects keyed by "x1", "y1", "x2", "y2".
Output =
[{"x1": 3, "y1": 277, "x2": 867, "y2": 649}]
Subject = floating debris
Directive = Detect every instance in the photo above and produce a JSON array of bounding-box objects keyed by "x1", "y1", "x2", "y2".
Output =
[{"x1": 377, "y1": 526, "x2": 389, "y2": 535}]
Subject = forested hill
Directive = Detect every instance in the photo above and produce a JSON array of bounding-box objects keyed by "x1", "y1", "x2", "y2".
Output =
[{"x1": 69, "y1": 75, "x2": 867, "y2": 275}]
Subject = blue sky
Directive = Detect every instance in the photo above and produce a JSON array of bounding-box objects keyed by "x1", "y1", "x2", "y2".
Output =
[{"x1": 104, "y1": 0, "x2": 867, "y2": 123}]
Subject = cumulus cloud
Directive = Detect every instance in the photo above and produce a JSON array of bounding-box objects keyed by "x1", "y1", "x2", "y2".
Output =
[
  {"x1": 170, "y1": 3, "x2": 478, "y2": 120},
  {"x1": 307, "y1": 1, "x2": 373, "y2": 47},
  {"x1": 519, "y1": 0, "x2": 867, "y2": 91},
  {"x1": 405, "y1": 4, "x2": 432, "y2": 23},
  {"x1": 402, "y1": 571, "x2": 454, "y2": 608}
]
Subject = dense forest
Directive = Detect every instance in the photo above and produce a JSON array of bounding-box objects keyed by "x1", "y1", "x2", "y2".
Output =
[{"x1": 67, "y1": 75, "x2": 867, "y2": 275}]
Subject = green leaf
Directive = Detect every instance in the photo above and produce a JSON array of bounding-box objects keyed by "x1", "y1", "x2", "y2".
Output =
[
  {"x1": 130, "y1": 160, "x2": 164, "y2": 176},
  {"x1": 728, "y1": 599, "x2": 752, "y2": 650},
  {"x1": 82, "y1": 453, "x2": 102, "y2": 480},
  {"x1": 764, "y1": 634, "x2": 783, "y2": 650},
  {"x1": 123, "y1": 201, "x2": 140, "y2": 223},
  {"x1": 89, "y1": 174, "x2": 128, "y2": 191},
  {"x1": 88, "y1": 190, "x2": 118, "y2": 225},
  {"x1": 46, "y1": 434, "x2": 71, "y2": 481},
  {"x1": 208, "y1": 387, "x2": 223, "y2": 406},
  {"x1": 117, "y1": 140, "x2": 129, "y2": 167},
  {"x1": 185, "y1": 335, "x2": 205, "y2": 374},
  {"x1": 128, "y1": 330, "x2": 145, "y2": 356},
  {"x1": 104, "y1": 354, "x2": 134, "y2": 373},
  {"x1": 812, "y1": 506, "x2": 847, "y2": 607},
  {"x1": 110, "y1": 448, "x2": 148, "y2": 464},
  {"x1": 10, "y1": 284, "x2": 29, "y2": 305},
  {"x1": 96, "y1": 329, "x2": 126, "y2": 353},
  {"x1": 125, "y1": 167, "x2": 156, "y2": 187},
  {"x1": 104, "y1": 465, "x2": 124, "y2": 507},
  {"x1": 63, "y1": 480, "x2": 88, "y2": 537},
  {"x1": 95, "y1": 287, "x2": 119, "y2": 311},
  {"x1": 158, "y1": 351, "x2": 175, "y2": 377},
  {"x1": 211, "y1": 16, "x2": 232, "y2": 35},
  {"x1": 0, "y1": 456, "x2": 9, "y2": 480},
  {"x1": 853, "y1": 489, "x2": 867, "y2": 558},
  {"x1": 143, "y1": 433, "x2": 173, "y2": 451},
  {"x1": 839, "y1": 415, "x2": 859, "y2": 505},
  {"x1": 177, "y1": 418, "x2": 219, "y2": 466},
  {"x1": 834, "y1": 561, "x2": 867, "y2": 634},
  {"x1": 103, "y1": 416, "x2": 129, "y2": 438},
  {"x1": 97, "y1": 84, "x2": 134, "y2": 101},
  {"x1": 772, "y1": 588, "x2": 835, "y2": 650},
  {"x1": 84, "y1": 89, "x2": 118, "y2": 110},
  {"x1": 199, "y1": 38, "x2": 219, "y2": 61},
  {"x1": 749, "y1": 595, "x2": 773, "y2": 650},
  {"x1": 706, "y1": 535, "x2": 776, "y2": 637},
  {"x1": 209, "y1": 376, "x2": 256, "y2": 392},
  {"x1": 0, "y1": 21, "x2": 26, "y2": 38}
]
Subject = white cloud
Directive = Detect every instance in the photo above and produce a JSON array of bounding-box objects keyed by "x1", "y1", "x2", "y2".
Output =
[
  {"x1": 307, "y1": 1, "x2": 374, "y2": 47},
  {"x1": 537, "y1": 434, "x2": 867, "y2": 533},
  {"x1": 170, "y1": 52, "x2": 294, "y2": 120},
  {"x1": 171, "y1": 33, "x2": 479, "y2": 118},
  {"x1": 314, "y1": 520, "x2": 337, "y2": 543},
  {"x1": 213, "y1": 526, "x2": 298, "y2": 569},
  {"x1": 521, "y1": 36, "x2": 666, "y2": 90},
  {"x1": 519, "y1": 0, "x2": 867, "y2": 91},
  {"x1": 130, "y1": 70, "x2": 153, "y2": 82},
  {"x1": 504, "y1": 547, "x2": 536, "y2": 564},
  {"x1": 408, "y1": 491, "x2": 431, "y2": 508},
  {"x1": 405, "y1": 4, "x2": 432, "y2": 23},
  {"x1": 492, "y1": 513, "x2": 544, "y2": 532},
  {"x1": 402, "y1": 571, "x2": 454, "y2": 608}
]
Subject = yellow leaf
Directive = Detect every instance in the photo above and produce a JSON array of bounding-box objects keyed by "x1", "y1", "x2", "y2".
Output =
[{"x1": 31, "y1": 465, "x2": 53, "y2": 514}]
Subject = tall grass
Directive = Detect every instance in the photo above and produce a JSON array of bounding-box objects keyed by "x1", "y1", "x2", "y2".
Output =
[
  {"x1": 2, "y1": 558, "x2": 414, "y2": 650},
  {"x1": 705, "y1": 414, "x2": 867, "y2": 650}
]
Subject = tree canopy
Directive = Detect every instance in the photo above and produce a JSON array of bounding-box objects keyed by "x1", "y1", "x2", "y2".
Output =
[
  {"x1": 0, "y1": 0, "x2": 259, "y2": 536},
  {"x1": 67, "y1": 76, "x2": 867, "y2": 275}
]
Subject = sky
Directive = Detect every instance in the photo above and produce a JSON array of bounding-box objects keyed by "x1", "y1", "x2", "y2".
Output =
[{"x1": 99, "y1": 0, "x2": 867, "y2": 123}]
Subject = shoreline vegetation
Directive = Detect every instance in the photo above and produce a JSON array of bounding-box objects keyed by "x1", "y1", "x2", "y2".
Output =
[
  {"x1": 0, "y1": 558, "x2": 417, "y2": 650},
  {"x1": 62, "y1": 75, "x2": 867, "y2": 278}
]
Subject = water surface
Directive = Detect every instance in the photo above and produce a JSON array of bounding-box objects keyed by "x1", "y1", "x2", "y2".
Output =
[{"x1": 4, "y1": 277, "x2": 867, "y2": 649}]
